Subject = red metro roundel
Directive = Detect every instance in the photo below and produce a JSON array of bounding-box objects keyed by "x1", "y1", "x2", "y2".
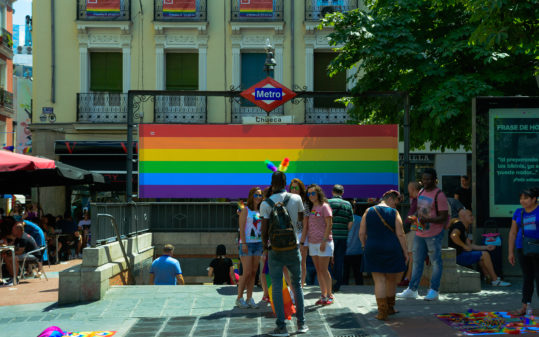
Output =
[{"x1": 239, "y1": 77, "x2": 297, "y2": 113}]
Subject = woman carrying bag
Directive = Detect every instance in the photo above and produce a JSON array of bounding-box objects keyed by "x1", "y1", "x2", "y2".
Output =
[{"x1": 508, "y1": 187, "x2": 539, "y2": 316}]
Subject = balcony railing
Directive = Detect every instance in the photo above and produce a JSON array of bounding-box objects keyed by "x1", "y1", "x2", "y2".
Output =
[
  {"x1": 77, "y1": 92, "x2": 128, "y2": 123},
  {"x1": 231, "y1": 0, "x2": 283, "y2": 22},
  {"x1": 305, "y1": 0, "x2": 358, "y2": 21},
  {"x1": 77, "y1": 0, "x2": 131, "y2": 21},
  {"x1": 154, "y1": 0, "x2": 207, "y2": 21},
  {"x1": 0, "y1": 29, "x2": 13, "y2": 50},
  {"x1": 154, "y1": 95, "x2": 207, "y2": 123},
  {"x1": 304, "y1": 97, "x2": 350, "y2": 123},
  {"x1": 0, "y1": 89, "x2": 13, "y2": 113}
]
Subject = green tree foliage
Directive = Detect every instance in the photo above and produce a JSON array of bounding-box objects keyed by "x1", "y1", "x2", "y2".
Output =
[{"x1": 323, "y1": 0, "x2": 537, "y2": 150}]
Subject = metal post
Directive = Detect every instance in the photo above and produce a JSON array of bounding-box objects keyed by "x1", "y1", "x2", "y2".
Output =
[
  {"x1": 126, "y1": 92, "x2": 134, "y2": 202},
  {"x1": 403, "y1": 93, "x2": 411, "y2": 193}
]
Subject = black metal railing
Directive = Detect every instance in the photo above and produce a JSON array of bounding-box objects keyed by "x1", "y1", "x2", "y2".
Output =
[
  {"x1": 0, "y1": 89, "x2": 13, "y2": 113},
  {"x1": 304, "y1": 97, "x2": 350, "y2": 123},
  {"x1": 305, "y1": 0, "x2": 358, "y2": 21},
  {"x1": 154, "y1": 0, "x2": 207, "y2": 21},
  {"x1": 90, "y1": 202, "x2": 238, "y2": 245},
  {"x1": 154, "y1": 95, "x2": 207, "y2": 123},
  {"x1": 0, "y1": 28, "x2": 13, "y2": 49},
  {"x1": 231, "y1": 0, "x2": 283, "y2": 21},
  {"x1": 77, "y1": 92, "x2": 128, "y2": 123},
  {"x1": 77, "y1": 0, "x2": 131, "y2": 21}
]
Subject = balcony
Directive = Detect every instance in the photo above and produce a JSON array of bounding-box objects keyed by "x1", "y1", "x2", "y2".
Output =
[
  {"x1": 0, "y1": 29, "x2": 13, "y2": 50},
  {"x1": 231, "y1": 0, "x2": 283, "y2": 22},
  {"x1": 77, "y1": 0, "x2": 131, "y2": 21},
  {"x1": 154, "y1": 95, "x2": 207, "y2": 123},
  {"x1": 305, "y1": 0, "x2": 359, "y2": 21},
  {"x1": 77, "y1": 92, "x2": 128, "y2": 123},
  {"x1": 0, "y1": 89, "x2": 13, "y2": 114},
  {"x1": 154, "y1": 0, "x2": 207, "y2": 21}
]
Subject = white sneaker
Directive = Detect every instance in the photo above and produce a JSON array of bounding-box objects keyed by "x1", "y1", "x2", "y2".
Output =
[
  {"x1": 236, "y1": 297, "x2": 249, "y2": 308},
  {"x1": 492, "y1": 278, "x2": 511, "y2": 287},
  {"x1": 247, "y1": 297, "x2": 258, "y2": 308},
  {"x1": 424, "y1": 289, "x2": 439, "y2": 301},
  {"x1": 396, "y1": 288, "x2": 418, "y2": 299}
]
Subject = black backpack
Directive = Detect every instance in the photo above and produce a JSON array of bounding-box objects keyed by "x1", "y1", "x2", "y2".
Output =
[{"x1": 265, "y1": 194, "x2": 297, "y2": 251}]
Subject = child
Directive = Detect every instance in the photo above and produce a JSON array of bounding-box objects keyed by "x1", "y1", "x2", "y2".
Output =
[{"x1": 208, "y1": 244, "x2": 236, "y2": 285}]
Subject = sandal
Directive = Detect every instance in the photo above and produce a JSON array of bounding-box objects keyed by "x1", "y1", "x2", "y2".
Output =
[{"x1": 510, "y1": 308, "x2": 527, "y2": 316}]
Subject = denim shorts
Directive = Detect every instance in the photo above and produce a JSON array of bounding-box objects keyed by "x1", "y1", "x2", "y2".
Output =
[
  {"x1": 456, "y1": 250, "x2": 482, "y2": 266},
  {"x1": 239, "y1": 242, "x2": 263, "y2": 257}
]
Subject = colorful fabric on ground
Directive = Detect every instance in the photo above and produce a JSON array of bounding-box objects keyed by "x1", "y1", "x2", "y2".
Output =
[
  {"x1": 64, "y1": 333, "x2": 116, "y2": 337},
  {"x1": 138, "y1": 124, "x2": 399, "y2": 199},
  {"x1": 163, "y1": 0, "x2": 196, "y2": 17},
  {"x1": 436, "y1": 310, "x2": 539, "y2": 335},
  {"x1": 266, "y1": 274, "x2": 296, "y2": 320},
  {"x1": 86, "y1": 0, "x2": 121, "y2": 17},
  {"x1": 239, "y1": 0, "x2": 274, "y2": 17}
]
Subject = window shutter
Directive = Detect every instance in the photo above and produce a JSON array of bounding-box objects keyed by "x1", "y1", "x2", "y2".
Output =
[
  {"x1": 166, "y1": 53, "x2": 198, "y2": 90},
  {"x1": 90, "y1": 52, "x2": 123, "y2": 92}
]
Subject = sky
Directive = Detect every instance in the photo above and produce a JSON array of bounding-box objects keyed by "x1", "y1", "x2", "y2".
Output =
[{"x1": 13, "y1": 0, "x2": 32, "y2": 45}]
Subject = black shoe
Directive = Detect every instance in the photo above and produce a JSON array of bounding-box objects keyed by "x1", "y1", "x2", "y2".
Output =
[{"x1": 268, "y1": 326, "x2": 289, "y2": 337}]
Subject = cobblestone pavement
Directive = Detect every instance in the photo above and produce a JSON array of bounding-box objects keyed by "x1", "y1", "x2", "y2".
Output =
[{"x1": 0, "y1": 280, "x2": 525, "y2": 337}]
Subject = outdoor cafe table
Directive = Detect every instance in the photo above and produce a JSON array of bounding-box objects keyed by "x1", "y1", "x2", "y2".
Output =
[{"x1": 0, "y1": 245, "x2": 17, "y2": 285}]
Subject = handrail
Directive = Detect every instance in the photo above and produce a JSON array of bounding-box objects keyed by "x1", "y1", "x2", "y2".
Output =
[{"x1": 97, "y1": 213, "x2": 135, "y2": 285}]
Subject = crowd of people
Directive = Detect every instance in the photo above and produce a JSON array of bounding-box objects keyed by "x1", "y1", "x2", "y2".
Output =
[{"x1": 0, "y1": 204, "x2": 92, "y2": 285}]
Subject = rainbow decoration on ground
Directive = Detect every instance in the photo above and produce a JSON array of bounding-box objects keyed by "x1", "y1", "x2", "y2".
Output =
[
  {"x1": 264, "y1": 262, "x2": 295, "y2": 320},
  {"x1": 86, "y1": 0, "x2": 121, "y2": 17},
  {"x1": 436, "y1": 310, "x2": 539, "y2": 335},
  {"x1": 162, "y1": 0, "x2": 197, "y2": 17},
  {"x1": 64, "y1": 332, "x2": 116, "y2": 337},
  {"x1": 239, "y1": 0, "x2": 274, "y2": 17},
  {"x1": 138, "y1": 124, "x2": 399, "y2": 199}
]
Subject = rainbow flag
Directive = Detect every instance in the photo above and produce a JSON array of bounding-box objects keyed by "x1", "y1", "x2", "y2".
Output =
[
  {"x1": 138, "y1": 124, "x2": 399, "y2": 199},
  {"x1": 86, "y1": 0, "x2": 121, "y2": 17},
  {"x1": 239, "y1": 0, "x2": 274, "y2": 17},
  {"x1": 163, "y1": 0, "x2": 197, "y2": 17},
  {"x1": 266, "y1": 274, "x2": 296, "y2": 320}
]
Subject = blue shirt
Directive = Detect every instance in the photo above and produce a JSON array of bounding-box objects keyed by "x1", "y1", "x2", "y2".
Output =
[
  {"x1": 513, "y1": 206, "x2": 539, "y2": 249},
  {"x1": 24, "y1": 220, "x2": 47, "y2": 261},
  {"x1": 346, "y1": 215, "x2": 363, "y2": 255},
  {"x1": 150, "y1": 255, "x2": 182, "y2": 285}
]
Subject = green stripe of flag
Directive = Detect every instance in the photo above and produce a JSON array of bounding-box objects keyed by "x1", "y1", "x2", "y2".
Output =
[{"x1": 139, "y1": 161, "x2": 398, "y2": 174}]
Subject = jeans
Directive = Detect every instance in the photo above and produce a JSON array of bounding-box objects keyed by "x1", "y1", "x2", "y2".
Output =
[
  {"x1": 409, "y1": 230, "x2": 444, "y2": 292},
  {"x1": 343, "y1": 254, "x2": 363, "y2": 285},
  {"x1": 517, "y1": 248, "x2": 539, "y2": 304},
  {"x1": 331, "y1": 238, "x2": 347, "y2": 291},
  {"x1": 268, "y1": 248, "x2": 305, "y2": 328}
]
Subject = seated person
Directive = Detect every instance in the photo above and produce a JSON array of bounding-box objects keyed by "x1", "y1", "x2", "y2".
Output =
[
  {"x1": 0, "y1": 217, "x2": 19, "y2": 283},
  {"x1": 57, "y1": 212, "x2": 82, "y2": 260},
  {"x1": 448, "y1": 209, "x2": 510, "y2": 286},
  {"x1": 12, "y1": 222, "x2": 40, "y2": 276},
  {"x1": 208, "y1": 244, "x2": 235, "y2": 285}
]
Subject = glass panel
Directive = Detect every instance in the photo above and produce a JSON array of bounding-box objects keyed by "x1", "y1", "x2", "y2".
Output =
[
  {"x1": 239, "y1": 0, "x2": 274, "y2": 17},
  {"x1": 313, "y1": 52, "x2": 346, "y2": 108},
  {"x1": 90, "y1": 52, "x2": 123, "y2": 92}
]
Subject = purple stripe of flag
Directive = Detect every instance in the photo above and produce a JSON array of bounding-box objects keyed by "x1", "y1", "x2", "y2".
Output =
[{"x1": 139, "y1": 185, "x2": 398, "y2": 199}]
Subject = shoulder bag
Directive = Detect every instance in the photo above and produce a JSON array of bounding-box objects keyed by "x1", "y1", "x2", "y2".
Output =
[{"x1": 373, "y1": 206, "x2": 396, "y2": 235}]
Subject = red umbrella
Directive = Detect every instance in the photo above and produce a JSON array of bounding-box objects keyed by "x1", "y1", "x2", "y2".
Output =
[{"x1": 0, "y1": 150, "x2": 56, "y2": 172}]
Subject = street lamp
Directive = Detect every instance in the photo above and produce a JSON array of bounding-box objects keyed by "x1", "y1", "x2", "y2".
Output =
[{"x1": 264, "y1": 38, "x2": 276, "y2": 77}]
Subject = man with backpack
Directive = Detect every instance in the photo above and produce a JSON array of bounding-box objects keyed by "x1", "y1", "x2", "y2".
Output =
[
  {"x1": 397, "y1": 168, "x2": 449, "y2": 301},
  {"x1": 260, "y1": 171, "x2": 307, "y2": 336}
]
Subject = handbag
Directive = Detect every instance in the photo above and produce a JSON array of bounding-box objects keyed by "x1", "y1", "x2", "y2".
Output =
[
  {"x1": 520, "y1": 209, "x2": 539, "y2": 256},
  {"x1": 373, "y1": 206, "x2": 396, "y2": 235},
  {"x1": 482, "y1": 233, "x2": 502, "y2": 246}
]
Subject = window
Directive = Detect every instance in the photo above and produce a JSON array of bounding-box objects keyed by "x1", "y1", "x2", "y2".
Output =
[
  {"x1": 90, "y1": 52, "x2": 122, "y2": 92},
  {"x1": 313, "y1": 52, "x2": 346, "y2": 108},
  {"x1": 165, "y1": 53, "x2": 198, "y2": 90},
  {"x1": 241, "y1": 53, "x2": 272, "y2": 106},
  {"x1": 0, "y1": 6, "x2": 5, "y2": 30}
]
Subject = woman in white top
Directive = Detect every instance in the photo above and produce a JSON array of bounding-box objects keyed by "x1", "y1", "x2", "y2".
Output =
[{"x1": 236, "y1": 187, "x2": 264, "y2": 309}]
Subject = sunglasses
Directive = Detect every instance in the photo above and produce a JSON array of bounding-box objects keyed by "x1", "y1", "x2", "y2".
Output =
[
  {"x1": 290, "y1": 186, "x2": 299, "y2": 191},
  {"x1": 307, "y1": 192, "x2": 317, "y2": 197},
  {"x1": 254, "y1": 194, "x2": 263, "y2": 198}
]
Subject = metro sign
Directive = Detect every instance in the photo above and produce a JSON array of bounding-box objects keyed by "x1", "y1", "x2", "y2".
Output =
[{"x1": 240, "y1": 77, "x2": 297, "y2": 113}]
